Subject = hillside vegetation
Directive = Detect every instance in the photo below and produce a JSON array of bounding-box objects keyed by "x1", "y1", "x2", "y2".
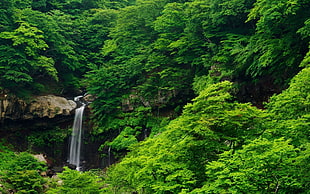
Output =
[{"x1": 0, "y1": 0, "x2": 309, "y2": 193}]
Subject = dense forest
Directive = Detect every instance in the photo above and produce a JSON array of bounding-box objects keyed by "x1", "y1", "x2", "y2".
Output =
[{"x1": 0, "y1": 0, "x2": 309, "y2": 193}]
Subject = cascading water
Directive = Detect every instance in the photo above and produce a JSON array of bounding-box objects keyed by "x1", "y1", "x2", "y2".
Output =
[
  {"x1": 68, "y1": 96, "x2": 86, "y2": 171},
  {"x1": 108, "y1": 146, "x2": 111, "y2": 166}
]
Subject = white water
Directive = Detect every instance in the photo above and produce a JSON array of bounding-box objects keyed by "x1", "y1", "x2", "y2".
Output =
[
  {"x1": 74, "y1": 95, "x2": 84, "y2": 102},
  {"x1": 108, "y1": 146, "x2": 111, "y2": 166},
  {"x1": 68, "y1": 104, "x2": 85, "y2": 171}
]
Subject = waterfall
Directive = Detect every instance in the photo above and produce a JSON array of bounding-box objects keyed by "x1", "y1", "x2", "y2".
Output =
[
  {"x1": 108, "y1": 146, "x2": 111, "y2": 166},
  {"x1": 68, "y1": 103, "x2": 85, "y2": 171}
]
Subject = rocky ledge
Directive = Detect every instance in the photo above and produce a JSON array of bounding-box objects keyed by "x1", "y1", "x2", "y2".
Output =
[{"x1": 0, "y1": 94, "x2": 76, "y2": 120}]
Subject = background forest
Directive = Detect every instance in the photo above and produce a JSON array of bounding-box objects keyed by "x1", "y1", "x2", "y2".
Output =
[{"x1": 0, "y1": 0, "x2": 309, "y2": 193}]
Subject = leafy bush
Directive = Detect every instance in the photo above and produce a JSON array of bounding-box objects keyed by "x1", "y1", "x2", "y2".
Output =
[
  {"x1": 27, "y1": 127, "x2": 69, "y2": 157},
  {"x1": 0, "y1": 144, "x2": 47, "y2": 193},
  {"x1": 47, "y1": 167, "x2": 103, "y2": 194}
]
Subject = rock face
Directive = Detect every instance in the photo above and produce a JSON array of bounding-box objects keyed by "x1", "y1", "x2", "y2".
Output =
[
  {"x1": 121, "y1": 89, "x2": 179, "y2": 112},
  {"x1": 0, "y1": 94, "x2": 76, "y2": 120}
]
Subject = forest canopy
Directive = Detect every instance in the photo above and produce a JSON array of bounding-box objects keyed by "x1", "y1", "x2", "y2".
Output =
[{"x1": 0, "y1": 0, "x2": 309, "y2": 193}]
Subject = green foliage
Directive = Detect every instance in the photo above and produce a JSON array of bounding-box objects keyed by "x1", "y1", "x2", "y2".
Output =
[
  {"x1": 241, "y1": 0, "x2": 310, "y2": 80},
  {"x1": 193, "y1": 138, "x2": 309, "y2": 193},
  {"x1": 96, "y1": 106, "x2": 165, "y2": 159},
  {"x1": 267, "y1": 66, "x2": 310, "y2": 119},
  {"x1": 264, "y1": 66, "x2": 310, "y2": 146},
  {"x1": 0, "y1": 0, "x2": 310, "y2": 193},
  {"x1": 189, "y1": 67, "x2": 310, "y2": 193},
  {"x1": 76, "y1": 8, "x2": 118, "y2": 65},
  {"x1": 97, "y1": 0, "x2": 136, "y2": 9},
  {"x1": 83, "y1": 65, "x2": 130, "y2": 126},
  {"x1": 86, "y1": 0, "x2": 196, "y2": 132},
  {"x1": 0, "y1": 145, "x2": 47, "y2": 193},
  {"x1": 27, "y1": 127, "x2": 68, "y2": 149},
  {"x1": 0, "y1": 0, "x2": 104, "y2": 96},
  {"x1": 0, "y1": 10, "x2": 50, "y2": 95},
  {"x1": 6, "y1": 170, "x2": 46, "y2": 194},
  {"x1": 47, "y1": 167, "x2": 103, "y2": 194},
  {"x1": 27, "y1": 127, "x2": 69, "y2": 157},
  {"x1": 103, "y1": 126, "x2": 138, "y2": 151},
  {"x1": 298, "y1": 18, "x2": 310, "y2": 67},
  {"x1": 0, "y1": 17, "x2": 58, "y2": 95},
  {"x1": 183, "y1": 81, "x2": 265, "y2": 144},
  {"x1": 104, "y1": 81, "x2": 265, "y2": 193},
  {"x1": 4, "y1": 152, "x2": 46, "y2": 172}
]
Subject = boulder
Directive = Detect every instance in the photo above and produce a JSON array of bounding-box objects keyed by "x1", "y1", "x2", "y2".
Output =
[
  {"x1": 0, "y1": 94, "x2": 76, "y2": 120},
  {"x1": 24, "y1": 95, "x2": 76, "y2": 119},
  {"x1": 33, "y1": 154, "x2": 47, "y2": 163}
]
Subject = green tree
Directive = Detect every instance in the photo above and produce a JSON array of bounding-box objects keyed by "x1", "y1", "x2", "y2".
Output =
[
  {"x1": 104, "y1": 81, "x2": 265, "y2": 193},
  {"x1": 84, "y1": 64, "x2": 130, "y2": 127},
  {"x1": 240, "y1": 0, "x2": 310, "y2": 80},
  {"x1": 193, "y1": 138, "x2": 309, "y2": 193},
  {"x1": 192, "y1": 66, "x2": 310, "y2": 194},
  {"x1": 85, "y1": 0, "x2": 192, "y2": 130},
  {"x1": 0, "y1": 17, "x2": 58, "y2": 96},
  {"x1": 264, "y1": 66, "x2": 310, "y2": 146},
  {"x1": 76, "y1": 8, "x2": 118, "y2": 66}
]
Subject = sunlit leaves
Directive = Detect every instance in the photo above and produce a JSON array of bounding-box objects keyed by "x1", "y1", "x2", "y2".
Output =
[
  {"x1": 0, "y1": 22, "x2": 48, "y2": 56},
  {"x1": 47, "y1": 167, "x2": 103, "y2": 194},
  {"x1": 0, "y1": 18, "x2": 58, "y2": 92},
  {"x1": 0, "y1": 149, "x2": 46, "y2": 193},
  {"x1": 247, "y1": 0, "x2": 300, "y2": 29},
  {"x1": 266, "y1": 66, "x2": 310, "y2": 119},
  {"x1": 2, "y1": 70, "x2": 33, "y2": 83},
  {"x1": 104, "y1": 81, "x2": 265, "y2": 193},
  {"x1": 264, "y1": 67, "x2": 310, "y2": 145},
  {"x1": 34, "y1": 56, "x2": 58, "y2": 81},
  {"x1": 194, "y1": 138, "x2": 309, "y2": 193}
]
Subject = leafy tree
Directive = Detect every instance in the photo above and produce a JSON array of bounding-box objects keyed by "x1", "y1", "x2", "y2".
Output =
[
  {"x1": 264, "y1": 66, "x2": 310, "y2": 146},
  {"x1": 97, "y1": 0, "x2": 136, "y2": 9},
  {"x1": 240, "y1": 0, "x2": 310, "y2": 80},
  {"x1": 0, "y1": 1, "x2": 95, "y2": 95},
  {"x1": 76, "y1": 8, "x2": 118, "y2": 66},
  {"x1": 193, "y1": 138, "x2": 309, "y2": 193},
  {"x1": 0, "y1": 17, "x2": 58, "y2": 96},
  {"x1": 83, "y1": 64, "x2": 131, "y2": 127},
  {"x1": 84, "y1": 0, "x2": 181, "y2": 129},
  {"x1": 180, "y1": 0, "x2": 255, "y2": 75},
  {"x1": 192, "y1": 66, "x2": 310, "y2": 194},
  {"x1": 104, "y1": 81, "x2": 265, "y2": 193}
]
